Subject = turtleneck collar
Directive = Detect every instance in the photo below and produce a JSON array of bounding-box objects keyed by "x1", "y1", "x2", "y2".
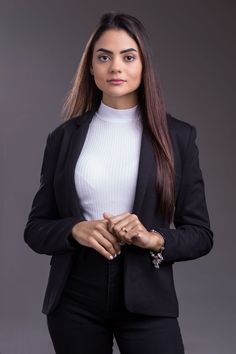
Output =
[{"x1": 96, "y1": 101, "x2": 139, "y2": 123}]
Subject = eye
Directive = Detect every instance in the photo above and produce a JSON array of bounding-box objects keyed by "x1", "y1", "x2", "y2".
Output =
[
  {"x1": 98, "y1": 55, "x2": 110, "y2": 62},
  {"x1": 124, "y1": 55, "x2": 135, "y2": 62}
]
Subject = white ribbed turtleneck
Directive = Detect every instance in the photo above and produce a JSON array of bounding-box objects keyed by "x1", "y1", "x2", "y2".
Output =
[
  {"x1": 74, "y1": 101, "x2": 143, "y2": 221},
  {"x1": 96, "y1": 101, "x2": 139, "y2": 123}
]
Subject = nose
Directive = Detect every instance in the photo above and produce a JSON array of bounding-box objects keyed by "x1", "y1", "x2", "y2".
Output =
[{"x1": 109, "y1": 57, "x2": 122, "y2": 73}]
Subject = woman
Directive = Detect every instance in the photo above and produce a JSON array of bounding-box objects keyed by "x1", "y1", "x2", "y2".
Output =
[{"x1": 24, "y1": 12, "x2": 213, "y2": 354}]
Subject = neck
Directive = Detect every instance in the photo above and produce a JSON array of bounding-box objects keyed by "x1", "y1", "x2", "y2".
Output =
[
  {"x1": 96, "y1": 101, "x2": 139, "y2": 123},
  {"x1": 102, "y1": 93, "x2": 138, "y2": 109}
]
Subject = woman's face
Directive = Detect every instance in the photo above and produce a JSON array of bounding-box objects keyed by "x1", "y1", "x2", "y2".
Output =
[{"x1": 91, "y1": 29, "x2": 143, "y2": 109}]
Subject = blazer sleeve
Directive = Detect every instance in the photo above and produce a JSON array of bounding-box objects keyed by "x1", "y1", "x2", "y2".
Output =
[
  {"x1": 156, "y1": 126, "x2": 213, "y2": 262},
  {"x1": 24, "y1": 132, "x2": 84, "y2": 255}
]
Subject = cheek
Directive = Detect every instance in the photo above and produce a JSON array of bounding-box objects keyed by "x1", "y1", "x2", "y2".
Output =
[
  {"x1": 93, "y1": 76, "x2": 103, "y2": 90},
  {"x1": 93, "y1": 72, "x2": 106, "y2": 91},
  {"x1": 92, "y1": 67, "x2": 103, "y2": 84},
  {"x1": 130, "y1": 65, "x2": 142, "y2": 83},
  {"x1": 93, "y1": 65, "x2": 106, "y2": 80}
]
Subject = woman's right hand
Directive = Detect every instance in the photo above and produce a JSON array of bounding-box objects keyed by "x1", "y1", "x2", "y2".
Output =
[{"x1": 71, "y1": 220, "x2": 121, "y2": 260}]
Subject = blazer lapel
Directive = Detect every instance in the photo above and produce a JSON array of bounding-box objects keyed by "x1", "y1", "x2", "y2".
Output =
[
  {"x1": 65, "y1": 111, "x2": 94, "y2": 216},
  {"x1": 132, "y1": 127, "x2": 156, "y2": 215}
]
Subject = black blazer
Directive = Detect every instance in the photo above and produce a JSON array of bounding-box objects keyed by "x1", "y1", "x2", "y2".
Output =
[{"x1": 24, "y1": 111, "x2": 213, "y2": 316}]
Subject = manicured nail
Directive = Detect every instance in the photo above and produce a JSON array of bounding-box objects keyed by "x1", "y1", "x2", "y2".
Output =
[
  {"x1": 118, "y1": 251, "x2": 121, "y2": 255},
  {"x1": 109, "y1": 255, "x2": 113, "y2": 260}
]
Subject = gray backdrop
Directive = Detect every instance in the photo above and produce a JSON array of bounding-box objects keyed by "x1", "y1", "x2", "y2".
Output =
[{"x1": 1, "y1": 0, "x2": 235, "y2": 353}]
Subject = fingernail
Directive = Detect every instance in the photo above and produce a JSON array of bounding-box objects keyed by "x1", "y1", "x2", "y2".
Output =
[
  {"x1": 118, "y1": 250, "x2": 121, "y2": 255},
  {"x1": 109, "y1": 255, "x2": 113, "y2": 260}
]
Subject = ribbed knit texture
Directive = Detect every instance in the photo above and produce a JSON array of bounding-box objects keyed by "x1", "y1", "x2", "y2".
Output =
[{"x1": 74, "y1": 101, "x2": 143, "y2": 220}]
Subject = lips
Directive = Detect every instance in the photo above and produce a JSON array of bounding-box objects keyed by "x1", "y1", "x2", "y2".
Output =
[{"x1": 107, "y1": 79, "x2": 126, "y2": 84}]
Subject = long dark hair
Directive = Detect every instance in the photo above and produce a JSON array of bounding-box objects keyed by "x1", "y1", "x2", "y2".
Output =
[{"x1": 63, "y1": 12, "x2": 175, "y2": 221}]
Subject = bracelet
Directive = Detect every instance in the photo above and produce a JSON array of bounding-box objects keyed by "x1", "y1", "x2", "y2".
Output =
[{"x1": 149, "y1": 229, "x2": 165, "y2": 269}]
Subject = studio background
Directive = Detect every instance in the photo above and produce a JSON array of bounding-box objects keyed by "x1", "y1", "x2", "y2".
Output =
[{"x1": 1, "y1": 0, "x2": 235, "y2": 353}]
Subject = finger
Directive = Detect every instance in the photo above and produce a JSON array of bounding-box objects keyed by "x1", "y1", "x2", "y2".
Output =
[
  {"x1": 102, "y1": 212, "x2": 116, "y2": 234},
  {"x1": 101, "y1": 229, "x2": 121, "y2": 254},
  {"x1": 96, "y1": 224, "x2": 121, "y2": 253},
  {"x1": 103, "y1": 212, "x2": 133, "y2": 237},
  {"x1": 106, "y1": 212, "x2": 131, "y2": 223},
  {"x1": 106, "y1": 218, "x2": 116, "y2": 234},
  {"x1": 120, "y1": 219, "x2": 140, "y2": 234},
  {"x1": 103, "y1": 212, "x2": 114, "y2": 219},
  {"x1": 92, "y1": 232, "x2": 119, "y2": 258},
  {"x1": 90, "y1": 238, "x2": 116, "y2": 261},
  {"x1": 126, "y1": 222, "x2": 147, "y2": 241},
  {"x1": 118, "y1": 220, "x2": 145, "y2": 245},
  {"x1": 113, "y1": 214, "x2": 139, "y2": 235}
]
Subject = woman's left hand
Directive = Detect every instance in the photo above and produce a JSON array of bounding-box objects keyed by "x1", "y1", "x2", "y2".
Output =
[{"x1": 103, "y1": 212, "x2": 163, "y2": 251}]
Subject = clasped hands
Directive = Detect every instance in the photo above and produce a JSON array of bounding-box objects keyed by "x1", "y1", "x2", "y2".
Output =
[{"x1": 72, "y1": 212, "x2": 163, "y2": 261}]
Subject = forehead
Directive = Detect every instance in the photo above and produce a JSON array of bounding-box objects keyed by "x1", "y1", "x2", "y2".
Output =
[{"x1": 94, "y1": 29, "x2": 139, "y2": 51}]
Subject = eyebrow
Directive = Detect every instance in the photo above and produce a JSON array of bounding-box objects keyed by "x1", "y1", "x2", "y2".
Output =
[{"x1": 96, "y1": 48, "x2": 137, "y2": 54}]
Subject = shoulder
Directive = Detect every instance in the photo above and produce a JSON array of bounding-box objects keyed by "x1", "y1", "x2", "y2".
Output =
[
  {"x1": 166, "y1": 113, "x2": 195, "y2": 136},
  {"x1": 49, "y1": 117, "x2": 77, "y2": 140},
  {"x1": 166, "y1": 113, "x2": 197, "y2": 145},
  {"x1": 166, "y1": 113, "x2": 198, "y2": 166},
  {"x1": 47, "y1": 111, "x2": 93, "y2": 146}
]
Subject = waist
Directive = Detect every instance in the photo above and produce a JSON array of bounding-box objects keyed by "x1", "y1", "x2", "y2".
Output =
[{"x1": 63, "y1": 246, "x2": 125, "y2": 314}]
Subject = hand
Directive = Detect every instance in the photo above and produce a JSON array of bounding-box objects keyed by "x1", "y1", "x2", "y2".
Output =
[
  {"x1": 103, "y1": 212, "x2": 163, "y2": 251},
  {"x1": 71, "y1": 219, "x2": 121, "y2": 260}
]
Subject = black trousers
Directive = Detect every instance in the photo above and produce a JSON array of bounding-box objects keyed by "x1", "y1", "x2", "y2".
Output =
[{"x1": 47, "y1": 248, "x2": 185, "y2": 354}]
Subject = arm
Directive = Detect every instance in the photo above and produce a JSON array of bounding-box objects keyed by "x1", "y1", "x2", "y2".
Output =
[
  {"x1": 24, "y1": 132, "x2": 84, "y2": 255},
  {"x1": 156, "y1": 126, "x2": 214, "y2": 262},
  {"x1": 103, "y1": 126, "x2": 213, "y2": 263}
]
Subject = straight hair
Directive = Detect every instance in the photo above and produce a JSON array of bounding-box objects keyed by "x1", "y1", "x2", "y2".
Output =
[{"x1": 63, "y1": 12, "x2": 175, "y2": 222}]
